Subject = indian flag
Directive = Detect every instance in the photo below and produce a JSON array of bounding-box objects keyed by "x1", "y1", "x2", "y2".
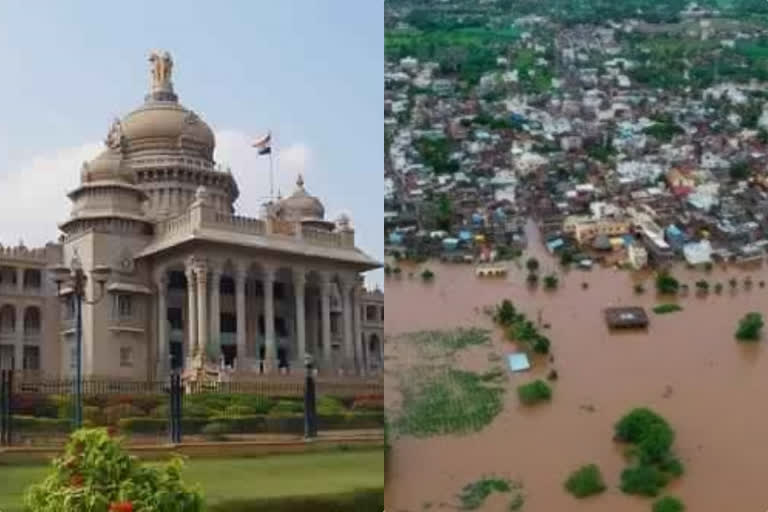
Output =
[{"x1": 252, "y1": 132, "x2": 271, "y2": 155}]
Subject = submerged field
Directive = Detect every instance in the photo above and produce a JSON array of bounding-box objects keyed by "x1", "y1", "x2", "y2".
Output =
[{"x1": 385, "y1": 228, "x2": 768, "y2": 511}]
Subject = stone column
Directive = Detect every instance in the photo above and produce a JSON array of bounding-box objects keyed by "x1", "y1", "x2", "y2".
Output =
[
  {"x1": 16, "y1": 267, "x2": 24, "y2": 293},
  {"x1": 293, "y1": 269, "x2": 306, "y2": 368},
  {"x1": 156, "y1": 273, "x2": 168, "y2": 377},
  {"x1": 263, "y1": 266, "x2": 276, "y2": 372},
  {"x1": 320, "y1": 273, "x2": 333, "y2": 367},
  {"x1": 210, "y1": 268, "x2": 221, "y2": 353},
  {"x1": 185, "y1": 265, "x2": 197, "y2": 359},
  {"x1": 196, "y1": 263, "x2": 208, "y2": 359},
  {"x1": 353, "y1": 285, "x2": 364, "y2": 374},
  {"x1": 235, "y1": 265, "x2": 247, "y2": 367},
  {"x1": 15, "y1": 305, "x2": 23, "y2": 370},
  {"x1": 341, "y1": 279, "x2": 355, "y2": 372}
]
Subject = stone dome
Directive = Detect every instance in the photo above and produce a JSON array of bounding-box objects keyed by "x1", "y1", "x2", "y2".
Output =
[
  {"x1": 120, "y1": 101, "x2": 215, "y2": 158},
  {"x1": 275, "y1": 175, "x2": 325, "y2": 221},
  {"x1": 81, "y1": 149, "x2": 134, "y2": 184}
]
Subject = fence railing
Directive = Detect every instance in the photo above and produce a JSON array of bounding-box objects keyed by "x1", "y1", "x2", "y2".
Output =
[{"x1": 0, "y1": 371, "x2": 383, "y2": 446}]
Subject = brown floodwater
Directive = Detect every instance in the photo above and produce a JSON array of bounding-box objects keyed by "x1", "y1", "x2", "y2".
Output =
[{"x1": 385, "y1": 224, "x2": 768, "y2": 512}]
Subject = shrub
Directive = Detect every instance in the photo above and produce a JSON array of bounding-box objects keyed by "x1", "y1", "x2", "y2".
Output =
[
  {"x1": 83, "y1": 406, "x2": 105, "y2": 425},
  {"x1": 517, "y1": 380, "x2": 552, "y2": 405},
  {"x1": 103, "y1": 404, "x2": 145, "y2": 425},
  {"x1": 495, "y1": 299, "x2": 517, "y2": 326},
  {"x1": 13, "y1": 415, "x2": 71, "y2": 433},
  {"x1": 12, "y1": 394, "x2": 58, "y2": 418},
  {"x1": 526, "y1": 272, "x2": 539, "y2": 285},
  {"x1": 224, "y1": 404, "x2": 259, "y2": 416},
  {"x1": 652, "y1": 304, "x2": 682, "y2": 315},
  {"x1": 351, "y1": 397, "x2": 384, "y2": 411},
  {"x1": 655, "y1": 272, "x2": 679, "y2": 295},
  {"x1": 543, "y1": 274, "x2": 559, "y2": 289},
  {"x1": 526, "y1": 257, "x2": 540, "y2": 273},
  {"x1": 735, "y1": 312, "x2": 763, "y2": 341},
  {"x1": 634, "y1": 283, "x2": 645, "y2": 294},
  {"x1": 533, "y1": 336, "x2": 551, "y2": 354},
  {"x1": 421, "y1": 269, "x2": 435, "y2": 281},
  {"x1": 271, "y1": 400, "x2": 305, "y2": 414},
  {"x1": 149, "y1": 404, "x2": 169, "y2": 418},
  {"x1": 317, "y1": 396, "x2": 346, "y2": 415},
  {"x1": 457, "y1": 477, "x2": 513, "y2": 509},
  {"x1": 694, "y1": 280, "x2": 709, "y2": 292},
  {"x1": 564, "y1": 464, "x2": 606, "y2": 498},
  {"x1": 24, "y1": 428, "x2": 204, "y2": 511},
  {"x1": 615, "y1": 408, "x2": 670, "y2": 444},
  {"x1": 201, "y1": 421, "x2": 229, "y2": 441},
  {"x1": 620, "y1": 464, "x2": 668, "y2": 496},
  {"x1": 182, "y1": 403, "x2": 211, "y2": 418},
  {"x1": 714, "y1": 283, "x2": 723, "y2": 294},
  {"x1": 653, "y1": 496, "x2": 685, "y2": 512}
]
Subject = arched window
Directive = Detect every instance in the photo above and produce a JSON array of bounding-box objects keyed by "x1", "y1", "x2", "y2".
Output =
[
  {"x1": 366, "y1": 305, "x2": 378, "y2": 322},
  {"x1": 0, "y1": 305, "x2": 15, "y2": 333},
  {"x1": 24, "y1": 306, "x2": 41, "y2": 335},
  {"x1": 369, "y1": 334, "x2": 381, "y2": 357}
]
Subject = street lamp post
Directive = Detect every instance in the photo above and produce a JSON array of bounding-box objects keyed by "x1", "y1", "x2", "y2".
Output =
[
  {"x1": 303, "y1": 353, "x2": 317, "y2": 440},
  {"x1": 51, "y1": 254, "x2": 111, "y2": 429}
]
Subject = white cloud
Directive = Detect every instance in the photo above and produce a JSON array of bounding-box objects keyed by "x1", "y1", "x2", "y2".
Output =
[{"x1": 0, "y1": 142, "x2": 101, "y2": 247}]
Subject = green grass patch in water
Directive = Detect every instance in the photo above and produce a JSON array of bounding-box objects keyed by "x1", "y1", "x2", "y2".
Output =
[
  {"x1": 395, "y1": 368, "x2": 505, "y2": 437},
  {"x1": 404, "y1": 328, "x2": 492, "y2": 354},
  {"x1": 653, "y1": 304, "x2": 683, "y2": 314},
  {"x1": 457, "y1": 476, "x2": 523, "y2": 511}
]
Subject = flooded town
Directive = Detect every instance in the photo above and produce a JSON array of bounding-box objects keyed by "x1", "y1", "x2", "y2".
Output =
[{"x1": 385, "y1": 1, "x2": 768, "y2": 511}]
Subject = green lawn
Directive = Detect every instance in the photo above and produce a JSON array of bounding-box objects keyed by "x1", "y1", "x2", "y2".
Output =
[{"x1": 0, "y1": 449, "x2": 384, "y2": 512}]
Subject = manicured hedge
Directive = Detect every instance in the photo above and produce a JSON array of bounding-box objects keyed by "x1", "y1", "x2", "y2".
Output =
[
  {"x1": 12, "y1": 415, "x2": 71, "y2": 433},
  {"x1": 208, "y1": 488, "x2": 383, "y2": 512},
  {"x1": 118, "y1": 413, "x2": 384, "y2": 435}
]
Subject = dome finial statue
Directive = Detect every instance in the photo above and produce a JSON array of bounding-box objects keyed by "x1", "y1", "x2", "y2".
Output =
[
  {"x1": 296, "y1": 173, "x2": 305, "y2": 190},
  {"x1": 148, "y1": 50, "x2": 174, "y2": 92}
]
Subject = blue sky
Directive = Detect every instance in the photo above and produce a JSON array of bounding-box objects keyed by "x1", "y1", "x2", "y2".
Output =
[{"x1": 0, "y1": 0, "x2": 383, "y2": 287}]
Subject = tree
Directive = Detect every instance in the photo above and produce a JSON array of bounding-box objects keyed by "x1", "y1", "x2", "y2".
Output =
[
  {"x1": 495, "y1": 300, "x2": 517, "y2": 327},
  {"x1": 694, "y1": 280, "x2": 710, "y2": 293},
  {"x1": 543, "y1": 274, "x2": 559, "y2": 290},
  {"x1": 729, "y1": 160, "x2": 750, "y2": 181},
  {"x1": 526, "y1": 257, "x2": 540, "y2": 273},
  {"x1": 653, "y1": 496, "x2": 685, "y2": 512},
  {"x1": 564, "y1": 464, "x2": 606, "y2": 498},
  {"x1": 435, "y1": 195, "x2": 454, "y2": 231},
  {"x1": 421, "y1": 269, "x2": 435, "y2": 281},
  {"x1": 735, "y1": 312, "x2": 763, "y2": 341},
  {"x1": 655, "y1": 272, "x2": 680, "y2": 295}
]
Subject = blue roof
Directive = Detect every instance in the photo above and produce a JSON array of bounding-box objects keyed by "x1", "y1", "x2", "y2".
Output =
[
  {"x1": 388, "y1": 232, "x2": 403, "y2": 244},
  {"x1": 459, "y1": 230, "x2": 472, "y2": 240}
]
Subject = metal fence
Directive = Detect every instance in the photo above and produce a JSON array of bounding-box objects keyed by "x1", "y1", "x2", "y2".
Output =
[{"x1": 0, "y1": 370, "x2": 383, "y2": 446}]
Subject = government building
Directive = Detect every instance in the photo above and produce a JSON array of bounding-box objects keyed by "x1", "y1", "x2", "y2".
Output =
[{"x1": 0, "y1": 51, "x2": 382, "y2": 381}]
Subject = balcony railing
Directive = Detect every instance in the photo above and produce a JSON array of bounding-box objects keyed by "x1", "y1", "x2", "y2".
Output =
[{"x1": 154, "y1": 206, "x2": 356, "y2": 251}]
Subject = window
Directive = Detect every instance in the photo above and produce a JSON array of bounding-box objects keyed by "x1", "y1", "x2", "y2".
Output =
[
  {"x1": 275, "y1": 317, "x2": 288, "y2": 337},
  {"x1": 113, "y1": 294, "x2": 133, "y2": 318},
  {"x1": 274, "y1": 282, "x2": 285, "y2": 300},
  {"x1": 366, "y1": 305, "x2": 378, "y2": 322},
  {"x1": 23, "y1": 346, "x2": 40, "y2": 370},
  {"x1": 70, "y1": 344, "x2": 77, "y2": 370},
  {"x1": 219, "y1": 277, "x2": 235, "y2": 295},
  {"x1": 120, "y1": 347, "x2": 133, "y2": 367}
]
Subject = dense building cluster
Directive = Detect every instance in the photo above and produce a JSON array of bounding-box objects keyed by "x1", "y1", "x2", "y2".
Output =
[{"x1": 385, "y1": 0, "x2": 768, "y2": 270}]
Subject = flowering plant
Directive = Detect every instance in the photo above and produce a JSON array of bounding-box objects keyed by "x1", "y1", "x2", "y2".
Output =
[{"x1": 24, "y1": 428, "x2": 204, "y2": 512}]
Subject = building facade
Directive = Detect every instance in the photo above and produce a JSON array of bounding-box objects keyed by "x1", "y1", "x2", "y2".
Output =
[{"x1": 0, "y1": 51, "x2": 381, "y2": 380}]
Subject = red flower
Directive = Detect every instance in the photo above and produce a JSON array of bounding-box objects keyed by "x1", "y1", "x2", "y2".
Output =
[
  {"x1": 107, "y1": 426, "x2": 118, "y2": 437},
  {"x1": 69, "y1": 474, "x2": 84, "y2": 487},
  {"x1": 109, "y1": 502, "x2": 133, "y2": 512}
]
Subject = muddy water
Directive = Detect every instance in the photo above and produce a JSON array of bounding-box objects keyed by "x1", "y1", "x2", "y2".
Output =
[{"x1": 385, "y1": 228, "x2": 768, "y2": 511}]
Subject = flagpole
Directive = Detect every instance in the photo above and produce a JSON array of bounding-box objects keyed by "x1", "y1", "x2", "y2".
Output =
[{"x1": 269, "y1": 142, "x2": 274, "y2": 201}]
